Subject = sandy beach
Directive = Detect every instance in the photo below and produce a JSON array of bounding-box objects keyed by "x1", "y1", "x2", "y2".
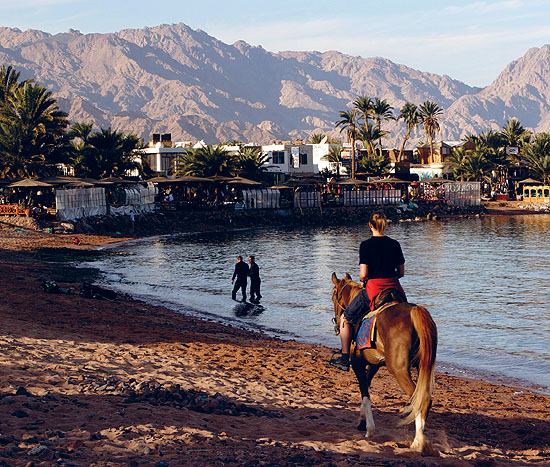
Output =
[{"x1": 0, "y1": 225, "x2": 549, "y2": 466}]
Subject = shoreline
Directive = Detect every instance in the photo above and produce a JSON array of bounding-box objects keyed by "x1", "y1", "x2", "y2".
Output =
[{"x1": 1, "y1": 223, "x2": 549, "y2": 465}]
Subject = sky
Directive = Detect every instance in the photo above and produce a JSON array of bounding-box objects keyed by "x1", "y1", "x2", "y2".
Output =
[{"x1": 2, "y1": 0, "x2": 550, "y2": 87}]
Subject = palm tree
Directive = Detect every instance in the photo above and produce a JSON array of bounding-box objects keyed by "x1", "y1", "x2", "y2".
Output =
[
  {"x1": 335, "y1": 109, "x2": 359, "y2": 179},
  {"x1": 236, "y1": 146, "x2": 269, "y2": 180},
  {"x1": 309, "y1": 133, "x2": 327, "y2": 144},
  {"x1": 523, "y1": 133, "x2": 550, "y2": 184},
  {"x1": 0, "y1": 65, "x2": 25, "y2": 104},
  {"x1": 499, "y1": 119, "x2": 531, "y2": 164},
  {"x1": 321, "y1": 144, "x2": 344, "y2": 177},
  {"x1": 462, "y1": 150, "x2": 493, "y2": 182},
  {"x1": 75, "y1": 128, "x2": 141, "y2": 179},
  {"x1": 445, "y1": 146, "x2": 469, "y2": 181},
  {"x1": 419, "y1": 100, "x2": 443, "y2": 162},
  {"x1": 357, "y1": 152, "x2": 390, "y2": 177},
  {"x1": 0, "y1": 81, "x2": 69, "y2": 178},
  {"x1": 371, "y1": 98, "x2": 394, "y2": 156},
  {"x1": 353, "y1": 96, "x2": 374, "y2": 125},
  {"x1": 357, "y1": 122, "x2": 387, "y2": 156},
  {"x1": 177, "y1": 145, "x2": 236, "y2": 177},
  {"x1": 397, "y1": 102, "x2": 420, "y2": 162}
]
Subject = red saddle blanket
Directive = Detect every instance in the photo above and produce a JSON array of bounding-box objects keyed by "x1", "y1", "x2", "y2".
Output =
[{"x1": 356, "y1": 302, "x2": 397, "y2": 350}]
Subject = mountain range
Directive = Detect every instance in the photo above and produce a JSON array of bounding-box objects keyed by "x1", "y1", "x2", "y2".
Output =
[{"x1": 1, "y1": 23, "x2": 549, "y2": 147}]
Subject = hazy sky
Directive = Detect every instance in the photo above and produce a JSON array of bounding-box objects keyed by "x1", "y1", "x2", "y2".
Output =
[{"x1": 2, "y1": 0, "x2": 550, "y2": 87}]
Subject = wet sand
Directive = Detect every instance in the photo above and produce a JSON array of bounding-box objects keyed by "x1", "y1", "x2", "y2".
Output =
[{"x1": 0, "y1": 227, "x2": 548, "y2": 466}]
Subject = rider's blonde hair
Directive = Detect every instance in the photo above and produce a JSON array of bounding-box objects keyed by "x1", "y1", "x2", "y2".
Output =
[{"x1": 369, "y1": 212, "x2": 387, "y2": 234}]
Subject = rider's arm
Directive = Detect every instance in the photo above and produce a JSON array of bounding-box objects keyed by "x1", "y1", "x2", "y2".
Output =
[
  {"x1": 397, "y1": 264, "x2": 405, "y2": 278},
  {"x1": 359, "y1": 263, "x2": 368, "y2": 283}
]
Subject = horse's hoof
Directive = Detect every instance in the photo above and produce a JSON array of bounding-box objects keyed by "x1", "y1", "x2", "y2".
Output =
[
  {"x1": 356, "y1": 420, "x2": 366, "y2": 431},
  {"x1": 365, "y1": 428, "x2": 375, "y2": 438}
]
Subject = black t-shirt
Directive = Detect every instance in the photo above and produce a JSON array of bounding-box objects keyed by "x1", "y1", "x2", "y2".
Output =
[
  {"x1": 249, "y1": 262, "x2": 260, "y2": 281},
  {"x1": 359, "y1": 236, "x2": 405, "y2": 279},
  {"x1": 232, "y1": 262, "x2": 250, "y2": 280}
]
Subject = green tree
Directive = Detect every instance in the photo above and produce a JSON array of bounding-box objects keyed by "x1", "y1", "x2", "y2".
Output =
[
  {"x1": 462, "y1": 150, "x2": 493, "y2": 181},
  {"x1": 309, "y1": 133, "x2": 327, "y2": 144},
  {"x1": 357, "y1": 152, "x2": 390, "y2": 177},
  {"x1": 523, "y1": 133, "x2": 550, "y2": 184},
  {"x1": 235, "y1": 146, "x2": 269, "y2": 181},
  {"x1": 0, "y1": 81, "x2": 69, "y2": 178},
  {"x1": 357, "y1": 122, "x2": 387, "y2": 156},
  {"x1": 335, "y1": 109, "x2": 359, "y2": 179},
  {"x1": 0, "y1": 65, "x2": 25, "y2": 104},
  {"x1": 419, "y1": 100, "x2": 443, "y2": 163},
  {"x1": 445, "y1": 146, "x2": 469, "y2": 181},
  {"x1": 499, "y1": 119, "x2": 531, "y2": 164},
  {"x1": 321, "y1": 144, "x2": 344, "y2": 177},
  {"x1": 371, "y1": 98, "x2": 394, "y2": 156},
  {"x1": 353, "y1": 96, "x2": 373, "y2": 125},
  {"x1": 397, "y1": 102, "x2": 420, "y2": 162},
  {"x1": 177, "y1": 145, "x2": 236, "y2": 177},
  {"x1": 70, "y1": 127, "x2": 141, "y2": 179}
]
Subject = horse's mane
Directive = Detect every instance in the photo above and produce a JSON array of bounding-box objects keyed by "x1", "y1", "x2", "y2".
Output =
[{"x1": 341, "y1": 277, "x2": 363, "y2": 303}]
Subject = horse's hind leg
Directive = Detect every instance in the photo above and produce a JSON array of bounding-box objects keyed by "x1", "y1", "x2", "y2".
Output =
[
  {"x1": 352, "y1": 360, "x2": 379, "y2": 438},
  {"x1": 388, "y1": 363, "x2": 428, "y2": 452}
]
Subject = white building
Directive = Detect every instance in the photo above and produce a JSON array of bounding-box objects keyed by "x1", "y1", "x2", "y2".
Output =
[{"x1": 261, "y1": 143, "x2": 336, "y2": 177}]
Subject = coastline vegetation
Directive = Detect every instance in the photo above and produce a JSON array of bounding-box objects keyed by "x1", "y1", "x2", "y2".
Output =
[{"x1": 1, "y1": 63, "x2": 549, "y2": 188}]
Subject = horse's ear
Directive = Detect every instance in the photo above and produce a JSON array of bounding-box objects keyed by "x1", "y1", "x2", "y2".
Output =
[
  {"x1": 345, "y1": 272, "x2": 352, "y2": 280},
  {"x1": 332, "y1": 272, "x2": 339, "y2": 284}
]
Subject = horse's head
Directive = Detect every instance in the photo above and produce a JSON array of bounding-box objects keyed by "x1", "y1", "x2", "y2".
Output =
[{"x1": 331, "y1": 272, "x2": 362, "y2": 335}]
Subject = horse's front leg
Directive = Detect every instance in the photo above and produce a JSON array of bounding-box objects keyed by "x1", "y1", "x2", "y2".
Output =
[{"x1": 351, "y1": 358, "x2": 379, "y2": 438}]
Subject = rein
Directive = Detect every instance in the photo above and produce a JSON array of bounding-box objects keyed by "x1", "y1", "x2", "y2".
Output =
[{"x1": 332, "y1": 280, "x2": 362, "y2": 334}]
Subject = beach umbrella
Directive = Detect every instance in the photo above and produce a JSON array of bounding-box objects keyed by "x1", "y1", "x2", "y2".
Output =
[
  {"x1": 206, "y1": 175, "x2": 234, "y2": 182},
  {"x1": 98, "y1": 177, "x2": 135, "y2": 184},
  {"x1": 227, "y1": 177, "x2": 262, "y2": 186},
  {"x1": 372, "y1": 177, "x2": 411, "y2": 184},
  {"x1": 64, "y1": 181, "x2": 96, "y2": 187},
  {"x1": 328, "y1": 178, "x2": 369, "y2": 185},
  {"x1": 267, "y1": 184, "x2": 295, "y2": 190},
  {"x1": 518, "y1": 178, "x2": 542, "y2": 185},
  {"x1": 422, "y1": 177, "x2": 450, "y2": 184},
  {"x1": 174, "y1": 175, "x2": 214, "y2": 183},
  {"x1": 6, "y1": 178, "x2": 53, "y2": 188},
  {"x1": 145, "y1": 176, "x2": 174, "y2": 183}
]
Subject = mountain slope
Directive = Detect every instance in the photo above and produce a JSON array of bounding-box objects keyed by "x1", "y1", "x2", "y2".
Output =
[{"x1": 1, "y1": 23, "x2": 545, "y2": 145}]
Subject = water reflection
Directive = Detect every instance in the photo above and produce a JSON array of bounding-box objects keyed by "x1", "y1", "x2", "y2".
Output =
[{"x1": 92, "y1": 214, "x2": 550, "y2": 392}]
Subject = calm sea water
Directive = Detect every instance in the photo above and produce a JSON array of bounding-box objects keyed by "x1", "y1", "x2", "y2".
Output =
[{"x1": 86, "y1": 215, "x2": 550, "y2": 393}]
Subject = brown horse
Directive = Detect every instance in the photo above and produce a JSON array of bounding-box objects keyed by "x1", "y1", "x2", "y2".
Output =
[{"x1": 331, "y1": 272, "x2": 438, "y2": 453}]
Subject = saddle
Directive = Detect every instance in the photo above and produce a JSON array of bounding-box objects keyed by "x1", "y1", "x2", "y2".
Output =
[{"x1": 354, "y1": 288, "x2": 405, "y2": 350}]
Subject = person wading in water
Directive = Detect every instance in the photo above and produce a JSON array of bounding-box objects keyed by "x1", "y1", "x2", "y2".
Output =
[
  {"x1": 248, "y1": 255, "x2": 262, "y2": 303},
  {"x1": 231, "y1": 256, "x2": 250, "y2": 302},
  {"x1": 330, "y1": 212, "x2": 407, "y2": 371}
]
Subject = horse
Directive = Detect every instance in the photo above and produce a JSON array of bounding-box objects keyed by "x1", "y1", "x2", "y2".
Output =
[{"x1": 331, "y1": 272, "x2": 438, "y2": 453}]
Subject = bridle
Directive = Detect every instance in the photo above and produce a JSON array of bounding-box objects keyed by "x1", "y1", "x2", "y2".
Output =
[{"x1": 332, "y1": 280, "x2": 355, "y2": 334}]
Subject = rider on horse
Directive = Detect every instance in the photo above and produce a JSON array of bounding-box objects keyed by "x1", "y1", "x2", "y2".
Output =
[{"x1": 330, "y1": 212, "x2": 407, "y2": 371}]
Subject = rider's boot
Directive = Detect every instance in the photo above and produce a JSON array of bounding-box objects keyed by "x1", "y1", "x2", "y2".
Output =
[{"x1": 329, "y1": 353, "x2": 350, "y2": 371}]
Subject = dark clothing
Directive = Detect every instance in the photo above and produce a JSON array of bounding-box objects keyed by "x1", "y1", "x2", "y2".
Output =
[
  {"x1": 232, "y1": 261, "x2": 249, "y2": 301},
  {"x1": 249, "y1": 262, "x2": 262, "y2": 302},
  {"x1": 359, "y1": 236, "x2": 405, "y2": 279},
  {"x1": 232, "y1": 262, "x2": 249, "y2": 281},
  {"x1": 249, "y1": 262, "x2": 260, "y2": 281},
  {"x1": 343, "y1": 289, "x2": 370, "y2": 324},
  {"x1": 345, "y1": 235, "x2": 406, "y2": 319},
  {"x1": 232, "y1": 279, "x2": 247, "y2": 301}
]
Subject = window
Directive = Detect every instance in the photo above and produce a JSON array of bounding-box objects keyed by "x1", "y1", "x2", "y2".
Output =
[
  {"x1": 531, "y1": 189, "x2": 536, "y2": 198},
  {"x1": 299, "y1": 153, "x2": 308, "y2": 165},
  {"x1": 537, "y1": 189, "x2": 543, "y2": 197},
  {"x1": 272, "y1": 151, "x2": 284, "y2": 164},
  {"x1": 545, "y1": 189, "x2": 549, "y2": 198}
]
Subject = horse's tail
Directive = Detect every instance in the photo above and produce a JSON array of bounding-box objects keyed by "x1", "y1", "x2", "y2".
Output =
[{"x1": 402, "y1": 305, "x2": 438, "y2": 425}]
